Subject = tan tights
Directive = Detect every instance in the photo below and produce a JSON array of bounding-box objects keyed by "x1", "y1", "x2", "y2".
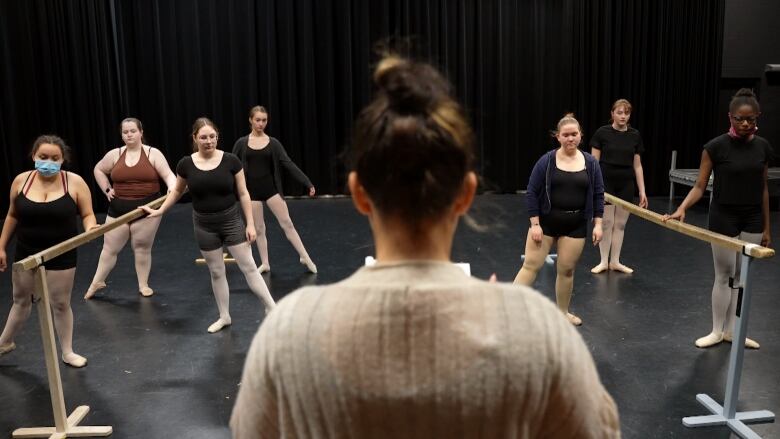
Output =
[
  {"x1": 0, "y1": 268, "x2": 86, "y2": 367},
  {"x1": 85, "y1": 215, "x2": 162, "y2": 298},
  {"x1": 251, "y1": 195, "x2": 316, "y2": 273},
  {"x1": 514, "y1": 233, "x2": 586, "y2": 325},
  {"x1": 200, "y1": 242, "x2": 276, "y2": 333}
]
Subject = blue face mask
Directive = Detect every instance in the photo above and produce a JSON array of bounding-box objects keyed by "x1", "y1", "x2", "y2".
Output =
[{"x1": 34, "y1": 160, "x2": 62, "y2": 177}]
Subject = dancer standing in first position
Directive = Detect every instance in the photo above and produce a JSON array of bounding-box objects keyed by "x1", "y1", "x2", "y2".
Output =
[
  {"x1": 0, "y1": 135, "x2": 97, "y2": 367},
  {"x1": 514, "y1": 115, "x2": 605, "y2": 326},
  {"x1": 232, "y1": 106, "x2": 317, "y2": 274},
  {"x1": 665, "y1": 89, "x2": 772, "y2": 349},
  {"x1": 143, "y1": 118, "x2": 275, "y2": 333},
  {"x1": 86, "y1": 118, "x2": 177, "y2": 299},
  {"x1": 590, "y1": 99, "x2": 647, "y2": 274}
]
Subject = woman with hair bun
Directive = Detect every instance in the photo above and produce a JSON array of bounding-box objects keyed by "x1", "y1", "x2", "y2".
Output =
[
  {"x1": 0, "y1": 135, "x2": 97, "y2": 367},
  {"x1": 665, "y1": 88, "x2": 773, "y2": 349},
  {"x1": 590, "y1": 99, "x2": 647, "y2": 274},
  {"x1": 142, "y1": 118, "x2": 275, "y2": 333},
  {"x1": 231, "y1": 57, "x2": 619, "y2": 438}
]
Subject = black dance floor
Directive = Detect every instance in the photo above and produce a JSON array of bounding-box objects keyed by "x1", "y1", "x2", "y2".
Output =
[{"x1": 1, "y1": 195, "x2": 778, "y2": 438}]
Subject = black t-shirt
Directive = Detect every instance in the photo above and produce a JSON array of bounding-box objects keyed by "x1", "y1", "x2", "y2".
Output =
[
  {"x1": 176, "y1": 152, "x2": 243, "y2": 213},
  {"x1": 589, "y1": 125, "x2": 644, "y2": 166},
  {"x1": 704, "y1": 134, "x2": 774, "y2": 205}
]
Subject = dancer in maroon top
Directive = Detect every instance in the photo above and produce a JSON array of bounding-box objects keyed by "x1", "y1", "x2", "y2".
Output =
[{"x1": 86, "y1": 118, "x2": 177, "y2": 299}]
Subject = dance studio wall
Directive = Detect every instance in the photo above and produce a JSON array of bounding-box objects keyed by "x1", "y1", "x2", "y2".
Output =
[{"x1": 0, "y1": 0, "x2": 725, "y2": 214}]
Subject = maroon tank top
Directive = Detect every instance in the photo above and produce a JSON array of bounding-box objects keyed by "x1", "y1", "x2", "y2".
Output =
[{"x1": 110, "y1": 146, "x2": 161, "y2": 200}]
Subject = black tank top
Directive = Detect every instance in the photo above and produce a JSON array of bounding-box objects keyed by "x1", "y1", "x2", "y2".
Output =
[
  {"x1": 550, "y1": 166, "x2": 588, "y2": 211},
  {"x1": 14, "y1": 171, "x2": 79, "y2": 270}
]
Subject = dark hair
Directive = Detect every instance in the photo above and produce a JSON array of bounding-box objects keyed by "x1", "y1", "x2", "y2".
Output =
[
  {"x1": 30, "y1": 135, "x2": 71, "y2": 164},
  {"x1": 350, "y1": 55, "x2": 474, "y2": 229},
  {"x1": 191, "y1": 117, "x2": 219, "y2": 151},
  {"x1": 120, "y1": 117, "x2": 145, "y2": 143},
  {"x1": 729, "y1": 88, "x2": 760, "y2": 113},
  {"x1": 249, "y1": 106, "x2": 268, "y2": 118}
]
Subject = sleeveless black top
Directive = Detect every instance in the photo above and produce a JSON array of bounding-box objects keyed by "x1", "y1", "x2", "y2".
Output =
[{"x1": 14, "y1": 171, "x2": 79, "y2": 270}]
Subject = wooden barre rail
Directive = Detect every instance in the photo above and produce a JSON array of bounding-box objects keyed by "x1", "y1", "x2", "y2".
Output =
[
  {"x1": 605, "y1": 193, "x2": 775, "y2": 259},
  {"x1": 13, "y1": 194, "x2": 168, "y2": 272}
]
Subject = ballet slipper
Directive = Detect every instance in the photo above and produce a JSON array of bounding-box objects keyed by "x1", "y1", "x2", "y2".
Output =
[
  {"x1": 84, "y1": 281, "x2": 107, "y2": 300},
  {"x1": 723, "y1": 332, "x2": 760, "y2": 349},
  {"x1": 590, "y1": 263, "x2": 609, "y2": 274},
  {"x1": 566, "y1": 313, "x2": 582, "y2": 326},
  {"x1": 609, "y1": 262, "x2": 634, "y2": 274},
  {"x1": 258, "y1": 264, "x2": 271, "y2": 274},
  {"x1": 300, "y1": 257, "x2": 317, "y2": 274},
  {"x1": 62, "y1": 352, "x2": 87, "y2": 368},
  {"x1": 0, "y1": 342, "x2": 16, "y2": 356},
  {"x1": 139, "y1": 287, "x2": 154, "y2": 297},
  {"x1": 695, "y1": 332, "x2": 724, "y2": 348},
  {"x1": 207, "y1": 318, "x2": 232, "y2": 333}
]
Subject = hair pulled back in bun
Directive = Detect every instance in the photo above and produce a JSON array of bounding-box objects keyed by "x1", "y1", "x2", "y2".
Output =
[{"x1": 351, "y1": 55, "x2": 474, "y2": 229}]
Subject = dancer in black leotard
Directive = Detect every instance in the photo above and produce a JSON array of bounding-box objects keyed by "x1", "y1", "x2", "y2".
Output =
[
  {"x1": 232, "y1": 106, "x2": 317, "y2": 274},
  {"x1": 0, "y1": 135, "x2": 97, "y2": 367}
]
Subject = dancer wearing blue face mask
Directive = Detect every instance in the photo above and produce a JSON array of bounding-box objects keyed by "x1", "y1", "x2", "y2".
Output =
[{"x1": 0, "y1": 135, "x2": 98, "y2": 367}]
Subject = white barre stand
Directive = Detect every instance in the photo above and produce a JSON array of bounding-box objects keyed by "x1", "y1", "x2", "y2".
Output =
[
  {"x1": 12, "y1": 266, "x2": 112, "y2": 438},
  {"x1": 682, "y1": 243, "x2": 774, "y2": 438}
]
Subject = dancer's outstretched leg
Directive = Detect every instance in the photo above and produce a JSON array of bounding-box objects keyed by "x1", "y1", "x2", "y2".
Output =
[
  {"x1": 227, "y1": 242, "x2": 275, "y2": 313},
  {"x1": 266, "y1": 195, "x2": 317, "y2": 273},
  {"x1": 85, "y1": 217, "x2": 130, "y2": 299},
  {"x1": 0, "y1": 270, "x2": 35, "y2": 355}
]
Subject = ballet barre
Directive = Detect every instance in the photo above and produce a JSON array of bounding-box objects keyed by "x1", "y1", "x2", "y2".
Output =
[
  {"x1": 606, "y1": 193, "x2": 774, "y2": 439},
  {"x1": 11, "y1": 194, "x2": 166, "y2": 439}
]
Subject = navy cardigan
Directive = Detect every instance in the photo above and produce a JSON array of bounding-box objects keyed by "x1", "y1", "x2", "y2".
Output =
[{"x1": 526, "y1": 149, "x2": 605, "y2": 220}]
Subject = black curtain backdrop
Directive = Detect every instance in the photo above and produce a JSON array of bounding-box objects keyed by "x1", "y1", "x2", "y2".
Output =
[{"x1": 0, "y1": 0, "x2": 725, "y2": 214}]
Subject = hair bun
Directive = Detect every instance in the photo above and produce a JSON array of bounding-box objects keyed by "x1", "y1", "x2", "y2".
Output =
[
  {"x1": 373, "y1": 56, "x2": 446, "y2": 114},
  {"x1": 734, "y1": 88, "x2": 756, "y2": 98}
]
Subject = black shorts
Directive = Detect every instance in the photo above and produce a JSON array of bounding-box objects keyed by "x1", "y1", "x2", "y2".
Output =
[
  {"x1": 192, "y1": 203, "x2": 247, "y2": 251},
  {"x1": 600, "y1": 162, "x2": 635, "y2": 202},
  {"x1": 708, "y1": 202, "x2": 762, "y2": 237},
  {"x1": 108, "y1": 193, "x2": 161, "y2": 218},
  {"x1": 248, "y1": 174, "x2": 278, "y2": 202},
  {"x1": 540, "y1": 209, "x2": 587, "y2": 239}
]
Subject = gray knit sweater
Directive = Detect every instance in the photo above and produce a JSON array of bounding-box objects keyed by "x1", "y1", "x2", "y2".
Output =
[{"x1": 231, "y1": 261, "x2": 620, "y2": 438}]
